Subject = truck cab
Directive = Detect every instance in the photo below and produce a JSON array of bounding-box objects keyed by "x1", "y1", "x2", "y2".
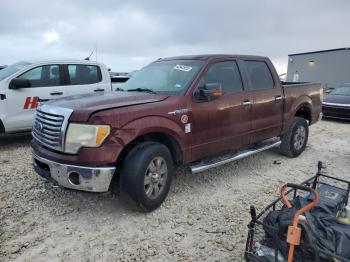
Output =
[{"x1": 0, "y1": 60, "x2": 111, "y2": 134}]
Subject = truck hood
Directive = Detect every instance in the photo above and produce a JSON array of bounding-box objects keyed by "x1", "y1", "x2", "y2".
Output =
[
  {"x1": 323, "y1": 94, "x2": 350, "y2": 105},
  {"x1": 47, "y1": 92, "x2": 169, "y2": 122}
]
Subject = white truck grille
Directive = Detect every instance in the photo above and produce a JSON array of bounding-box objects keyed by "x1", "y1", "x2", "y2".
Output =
[{"x1": 32, "y1": 104, "x2": 73, "y2": 152}]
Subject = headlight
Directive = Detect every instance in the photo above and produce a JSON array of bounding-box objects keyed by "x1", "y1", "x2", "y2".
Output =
[{"x1": 65, "y1": 123, "x2": 110, "y2": 154}]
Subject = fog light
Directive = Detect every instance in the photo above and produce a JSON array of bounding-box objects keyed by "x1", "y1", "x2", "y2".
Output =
[{"x1": 68, "y1": 172, "x2": 81, "y2": 185}]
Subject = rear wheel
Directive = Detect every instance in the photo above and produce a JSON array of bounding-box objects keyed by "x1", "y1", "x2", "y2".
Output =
[
  {"x1": 119, "y1": 142, "x2": 173, "y2": 212},
  {"x1": 279, "y1": 117, "x2": 309, "y2": 157}
]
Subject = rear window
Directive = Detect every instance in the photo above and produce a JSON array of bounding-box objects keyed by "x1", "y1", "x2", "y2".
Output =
[
  {"x1": 245, "y1": 61, "x2": 274, "y2": 90},
  {"x1": 68, "y1": 65, "x2": 102, "y2": 85}
]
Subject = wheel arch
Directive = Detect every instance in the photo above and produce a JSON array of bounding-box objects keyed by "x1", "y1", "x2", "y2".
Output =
[
  {"x1": 294, "y1": 102, "x2": 312, "y2": 124},
  {"x1": 116, "y1": 131, "x2": 184, "y2": 169}
]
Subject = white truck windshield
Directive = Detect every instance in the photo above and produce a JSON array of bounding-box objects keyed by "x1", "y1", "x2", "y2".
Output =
[{"x1": 0, "y1": 61, "x2": 31, "y2": 81}]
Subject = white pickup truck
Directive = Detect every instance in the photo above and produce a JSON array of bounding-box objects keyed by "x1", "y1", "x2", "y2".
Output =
[{"x1": 0, "y1": 60, "x2": 116, "y2": 134}]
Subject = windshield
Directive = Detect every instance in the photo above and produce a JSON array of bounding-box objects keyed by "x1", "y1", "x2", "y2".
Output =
[
  {"x1": 0, "y1": 61, "x2": 31, "y2": 81},
  {"x1": 122, "y1": 60, "x2": 205, "y2": 95},
  {"x1": 330, "y1": 86, "x2": 350, "y2": 96}
]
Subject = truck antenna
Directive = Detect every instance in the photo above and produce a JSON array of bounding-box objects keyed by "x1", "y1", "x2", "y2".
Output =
[{"x1": 85, "y1": 50, "x2": 94, "y2": 61}]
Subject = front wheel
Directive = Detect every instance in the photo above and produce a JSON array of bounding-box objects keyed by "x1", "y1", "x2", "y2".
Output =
[
  {"x1": 119, "y1": 142, "x2": 173, "y2": 212},
  {"x1": 279, "y1": 117, "x2": 309, "y2": 158}
]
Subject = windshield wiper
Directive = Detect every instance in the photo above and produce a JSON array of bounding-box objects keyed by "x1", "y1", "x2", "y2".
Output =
[
  {"x1": 127, "y1": 87, "x2": 157, "y2": 94},
  {"x1": 115, "y1": 87, "x2": 125, "y2": 91}
]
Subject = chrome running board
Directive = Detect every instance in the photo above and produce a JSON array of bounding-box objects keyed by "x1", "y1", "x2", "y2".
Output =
[{"x1": 189, "y1": 139, "x2": 281, "y2": 174}]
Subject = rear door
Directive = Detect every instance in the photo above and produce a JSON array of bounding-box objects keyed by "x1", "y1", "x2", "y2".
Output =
[
  {"x1": 243, "y1": 60, "x2": 283, "y2": 143},
  {"x1": 65, "y1": 64, "x2": 108, "y2": 96},
  {"x1": 190, "y1": 60, "x2": 251, "y2": 161},
  {"x1": 4, "y1": 64, "x2": 66, "y2": 132}
]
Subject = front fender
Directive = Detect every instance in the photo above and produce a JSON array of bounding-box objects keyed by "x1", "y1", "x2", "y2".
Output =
[
  {"x1": 111, "y1": 115, "x2": 191, "y2": 161},
  {"x1": 119, "y1": 116, "x2": 188, "y2": 146}
]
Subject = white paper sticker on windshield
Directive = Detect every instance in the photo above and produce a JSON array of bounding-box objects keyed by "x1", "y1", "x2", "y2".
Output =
[{"x1": 174, "y1": 65, "x2": 192, "y2": 72}]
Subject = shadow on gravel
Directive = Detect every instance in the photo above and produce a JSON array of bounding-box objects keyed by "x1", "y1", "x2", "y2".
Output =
[
  {"x1": 322, "y1": 118, "x2": 350, "y2": 124},
  {"x1": 0, "y1": 133, "x2": 32, "y2": 147},
  {"x1": 32, "y1": 180, "x2": 136, "y2": 216}
]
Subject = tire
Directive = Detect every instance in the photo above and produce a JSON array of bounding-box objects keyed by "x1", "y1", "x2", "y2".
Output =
[
  {"x1": 119, "y1": 142, "x2": 173, "y2": 212},
  {"x1": 279, "y1": 117, "x2": 309, "y2": 158},
  {"x1": 0, "y1": 119, "x2": 4, "y2": 134}
]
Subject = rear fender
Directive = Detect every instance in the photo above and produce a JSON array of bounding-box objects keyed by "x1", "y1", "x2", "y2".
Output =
[{"x1": 283, "y1": 95, "x2": 312, "y2": 133}]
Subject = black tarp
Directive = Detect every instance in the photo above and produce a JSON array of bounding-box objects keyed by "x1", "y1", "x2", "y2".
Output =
[{"x1": 263, "y1": 195, "x2": 350, "y2": 261}]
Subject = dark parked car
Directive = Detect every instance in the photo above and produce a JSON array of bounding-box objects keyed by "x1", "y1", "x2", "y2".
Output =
[{"x1": 322, "y1": 84, "x2": 350, "y2": 120}]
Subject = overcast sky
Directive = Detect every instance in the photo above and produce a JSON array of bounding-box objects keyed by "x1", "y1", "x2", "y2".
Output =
[{"x1": 1, "y1": 0, "x2": 349, "y2": 73}]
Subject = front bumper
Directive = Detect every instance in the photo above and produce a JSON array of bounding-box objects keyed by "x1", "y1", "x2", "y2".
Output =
[
  {"x1": 322, "y1": 103, "x2": 350, "y2": 120},
  {"x1": 33, "y1": 152, "x2": 116, "y2": 192}
]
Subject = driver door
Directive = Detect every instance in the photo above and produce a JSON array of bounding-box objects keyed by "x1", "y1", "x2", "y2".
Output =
[{"x1": 4, "y1": 64, "x2": 66, "y2": 132}]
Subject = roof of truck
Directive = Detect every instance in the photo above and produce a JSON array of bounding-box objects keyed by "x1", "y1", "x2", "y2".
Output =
[
  {"x1": 26, "y1": 59, "x2": 104, "y2": 65},
  {"x1": 157, "y1": 54, "x2": 268, "y2": 61}
]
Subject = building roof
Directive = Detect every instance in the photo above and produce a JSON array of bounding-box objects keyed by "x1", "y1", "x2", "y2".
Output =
[{"x1": 289, "y1": 47, "x2": 350, "y2": 57}]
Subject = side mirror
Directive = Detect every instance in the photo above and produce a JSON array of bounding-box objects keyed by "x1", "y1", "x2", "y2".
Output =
[
  {"x1": 9, "y1": 78, "x2": 31, "y2": 89},
  {"x1": 195, "y1": 83, "x2": 222, "y2": 101}
]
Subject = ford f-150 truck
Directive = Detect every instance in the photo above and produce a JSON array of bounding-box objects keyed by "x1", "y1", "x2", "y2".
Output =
[
  {"x1": 0, "y1": 60, "x2": 115, "y2": 134},
  {"x1": 31, "y1": 55, "x2": 323, "y2": 211}
]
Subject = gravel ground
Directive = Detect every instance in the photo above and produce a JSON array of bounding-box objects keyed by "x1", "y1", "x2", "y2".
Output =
[{"x1": 0, "y1": 120, "x2": 349, "y2": 262}]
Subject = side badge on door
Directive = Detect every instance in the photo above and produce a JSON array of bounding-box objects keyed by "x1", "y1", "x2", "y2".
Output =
[{"x1": 181, "y1": 114, "x2": 189, "y2": 124}]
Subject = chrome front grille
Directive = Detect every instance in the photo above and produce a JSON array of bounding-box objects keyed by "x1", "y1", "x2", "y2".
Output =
[{"x1": 32, "y1": 104, "x2": 73, "y2": 152}]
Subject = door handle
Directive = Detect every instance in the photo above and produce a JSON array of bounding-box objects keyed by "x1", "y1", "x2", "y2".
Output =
[
  {"x1": 241, "y1": 100, "x2": 252, "y2": 108},
  {"x1": 275, "y1": 95, "x2": 283, "y2": 103},
  {"x1": 38, "y1": 98, "x2": 50, "y2": 102},
  {"x1": 50, "y1": 91, "x2": 63, "y2": 96},
  {"x1": 94, "y1": 88, "x2": 105, "y2": 92}
]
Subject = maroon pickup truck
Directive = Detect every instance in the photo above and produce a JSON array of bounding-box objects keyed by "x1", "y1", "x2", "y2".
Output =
[{"x1": 31, "y1": 55, "x2": 323, "y2": 211}]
